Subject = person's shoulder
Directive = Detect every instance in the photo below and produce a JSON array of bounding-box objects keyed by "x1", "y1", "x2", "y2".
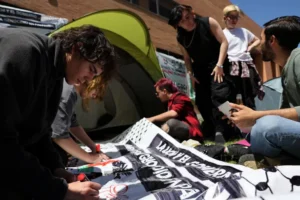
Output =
[
  {"x1": 284, "y1": 48, "x2": 300, "y2": 74},
  {"x1": 174, "y1": 92, "x2": 191, "y2": 101},
  {"x1": 196, "y1": 16, "x2": 211, "y2": 31},
  {"x1": 0, "y1": 28, "x2": 49, "y2": 53},
  {"x1": 292, "y1": 48, "x2": 300, "y2": 56},
  {"x1": 240, "y1": 27, "x2": 254, "y2": 35},
  {"x1": 1, "y1": 28, "x2": 47, "y2": 41},
  {"x1": 61, "y1": 80, "x2": 77, "y2": 103},
  {"x1": 223, "y1": 28, "x2": 229, "y2": 32},
  {"x1": 289, "y1": 48, "x2": 300, "y2": 64},
  {"x1": 197, "y1": 16, "x2": 209, "y2": 21},
  {"x1": 197, "y1": 16, "x2": 209, "y2": 25}
]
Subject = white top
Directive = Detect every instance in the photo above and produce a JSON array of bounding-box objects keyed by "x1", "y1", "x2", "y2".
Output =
[{"x1": 223, "y1": 27, "x2": 255, "y2": 62}]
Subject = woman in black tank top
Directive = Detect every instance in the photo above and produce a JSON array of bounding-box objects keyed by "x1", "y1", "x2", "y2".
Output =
[{"x1": 168, "y1": 5, "x2": 237, "y2": 143}]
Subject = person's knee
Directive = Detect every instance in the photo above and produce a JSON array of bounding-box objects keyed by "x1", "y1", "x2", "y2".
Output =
[
  {"x1": 166, "y1": 119, "x2": 178, "y2": 128},
  {"x1": 166, "y1": 119, "x2": 189, "y2": 140},
  {"x1": 250, "y1": 115, "x2": 282, "y2": 152},
  {"x1": 252, "y1": 115, "x2": 281, "y2": 135},
  {"x1": 161, "y1": 123, "x2": 170, "y2": 133}
]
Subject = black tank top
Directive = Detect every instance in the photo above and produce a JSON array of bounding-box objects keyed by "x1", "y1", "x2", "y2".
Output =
[{"x1": 177, "y1": 17, "x2": 222, "y2": 78}]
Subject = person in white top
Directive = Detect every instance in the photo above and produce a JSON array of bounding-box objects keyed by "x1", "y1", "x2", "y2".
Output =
[{"x1": 223, "y1": 5, "x2": 264, "y2": 109}]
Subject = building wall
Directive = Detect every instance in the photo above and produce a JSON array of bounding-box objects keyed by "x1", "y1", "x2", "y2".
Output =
[{"x1": 1, "y1": 0, "x2": 281, "y2": 81}]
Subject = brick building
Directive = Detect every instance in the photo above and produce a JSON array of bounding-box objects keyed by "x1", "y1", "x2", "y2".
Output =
[{"x1": 2, "y1": 0, "x2": 281, "y2": 81}]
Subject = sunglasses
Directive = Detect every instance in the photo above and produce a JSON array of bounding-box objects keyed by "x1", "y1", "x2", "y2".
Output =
[{"x1": 227, "y1": 15, "x2": 239, "y2": 20}]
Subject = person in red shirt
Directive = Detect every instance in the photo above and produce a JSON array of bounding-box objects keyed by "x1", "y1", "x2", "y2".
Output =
[{"x1": 147, "y1": 78, "x2": 203, "y2": 142}]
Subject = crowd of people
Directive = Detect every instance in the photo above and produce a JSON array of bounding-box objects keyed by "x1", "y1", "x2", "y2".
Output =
[{"x1": 1, "y1": 3, "x2": 300, "y2": 200}]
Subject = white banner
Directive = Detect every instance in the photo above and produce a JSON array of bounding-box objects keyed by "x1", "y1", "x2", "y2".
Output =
[
  {"x1": 68, "y1": 119, "x2": 300, "y2": 200},
  {"x1": 156, "y1": 52, "x2": 194, "y2": 98}
]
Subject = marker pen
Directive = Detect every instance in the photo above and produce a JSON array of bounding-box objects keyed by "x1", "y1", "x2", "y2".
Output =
[
  {"x1": 96, "y1": 144, "x2": 101, "y2": 153},
  {"x1": 77, "y1": 173, "x2": 90, "y2": 182}
]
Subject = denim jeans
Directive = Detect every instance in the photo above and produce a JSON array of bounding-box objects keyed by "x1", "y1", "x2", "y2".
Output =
[{"x1": 250, "y1": 115, "x2": 300, "y2": 159}]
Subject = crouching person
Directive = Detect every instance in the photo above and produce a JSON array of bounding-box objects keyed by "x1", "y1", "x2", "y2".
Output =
[
  {"x1": 52, "y1": 77, "x2": 112, "y2": 166},
  {"x1": 147, "y1": 78, "x2": 203, "y2": 142}
]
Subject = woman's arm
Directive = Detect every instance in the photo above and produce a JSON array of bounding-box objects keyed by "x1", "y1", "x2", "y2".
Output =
[
  {"x1": 209, "y1": 17, "x2": 229, "y2": 83},
  {"x1": 178, "y1": 42, "x2": 199, "y2": 84},
  {"x1": 247, "y1": 35, "x2": 260, "y2": 52},
  {"x1": 69, "y1": 125, "x2": 96, "y2": 153},
  {"x1": 209, "y1": 17, "x2": 228, "y2": 68}
]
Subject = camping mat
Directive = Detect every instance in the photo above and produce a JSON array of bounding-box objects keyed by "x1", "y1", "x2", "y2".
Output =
[{"x1": 67, "y1": 118, "x2": 300, "y2": 200}]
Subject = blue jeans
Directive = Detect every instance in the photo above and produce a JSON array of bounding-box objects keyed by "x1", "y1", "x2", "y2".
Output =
[{"x1": 250, "y1": 115, "x2": 300, "y2": 159}]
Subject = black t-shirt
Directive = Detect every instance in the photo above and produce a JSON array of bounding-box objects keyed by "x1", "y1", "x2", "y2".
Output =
[{"x1": 177, "y1": 17, "x2": 225, "y2": 78}]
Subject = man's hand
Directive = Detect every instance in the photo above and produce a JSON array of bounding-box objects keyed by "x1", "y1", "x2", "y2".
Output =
[
  {"x1": 54, "y1": 168, "x2": 76, "y2": 183},
  {"x1": 211, "y1": 66, "x2": 224, "y2": 83},
  {"x1": 221, "y1": 114, "x2": 235, "y2": 127},
  {"x1": 89, "y1": 152, "x2": 110, "y2": 163},
  {"x1": 229, "y1": 103, "x2": 258, "y2": 128},
  {"x1": 64, "y1": 181, "x2": 101, "y2": 200}
]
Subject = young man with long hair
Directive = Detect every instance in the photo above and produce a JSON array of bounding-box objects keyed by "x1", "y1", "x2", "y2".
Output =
[{"x1": 0, "y1": 25, "x2": 115, "y2": 200}]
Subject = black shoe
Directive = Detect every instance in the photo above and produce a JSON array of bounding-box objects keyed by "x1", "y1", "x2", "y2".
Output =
[
  {"x1": 226, "y1": 144, "x2": 252, "y2": 161},
  {"x1": 194, "y1": 144, "x2": 225, "y2": 159},
  {"x1": 238, "y1": 154, "x2": 269, "y2": 169},
  {"x1": 215, "y1": 132, "x2": 226, "y2": 145}
]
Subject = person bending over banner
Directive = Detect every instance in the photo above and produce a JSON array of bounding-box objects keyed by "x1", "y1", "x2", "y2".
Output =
[
  {"x1": 52, "y1": 77, "x2": 111, "y2": 166},
  {"x1": 0, "y1": 25, "x2": 115, "y2": 200},
  {"x1": 228, "y1": 16, "x2": 300, "y2": 168},
  {"x1": 168, "y1": 4, "x2": 236, "y2": 144},
  {"x1": 147, "y1": 78, "x2": 203, "y2": 142}
]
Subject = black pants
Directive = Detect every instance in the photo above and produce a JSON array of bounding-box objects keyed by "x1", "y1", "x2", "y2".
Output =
[
  {"x1": 195, "y1": 75, "x2": 236, "y2": 137},
  {"x1": 165, "y1": 119, "x2": 190, "y2": 142},
  {"x1": 230, "y1": 62, "x2": 263, "y2": 110}
]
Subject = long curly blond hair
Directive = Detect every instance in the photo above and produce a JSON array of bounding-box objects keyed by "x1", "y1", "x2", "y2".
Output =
[{"x1": 82, "y1": 72, "x2": 113, "y2": 111}]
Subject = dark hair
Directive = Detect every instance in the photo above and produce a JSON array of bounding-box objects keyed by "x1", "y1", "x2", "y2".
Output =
[
  {"x1": 263, "y1": 16, "x2": 300, "y2": 51},
  {"x1": 168, "y1": 4, "x2": 193, "y2": 29},
  {"x1": 52, "y1": 25, "x2": 116, "y2": 79},
  {"x1": 154, "y1": 78, "x2": 178, "y2": 93}
]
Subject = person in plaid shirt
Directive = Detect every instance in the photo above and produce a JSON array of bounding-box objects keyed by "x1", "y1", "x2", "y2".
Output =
[{"x1": 147, "y1": 78, "x2": 203, "y2": 142}]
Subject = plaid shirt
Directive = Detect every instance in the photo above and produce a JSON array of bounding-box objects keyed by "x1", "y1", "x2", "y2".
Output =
[{"x1": 168, "y1": 92, "x2": 203, "y2": 138}]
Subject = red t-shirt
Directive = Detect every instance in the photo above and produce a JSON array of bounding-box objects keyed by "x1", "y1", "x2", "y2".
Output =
[{"x1": 168, "y1": 92, "x2": 203, "y2": 138}]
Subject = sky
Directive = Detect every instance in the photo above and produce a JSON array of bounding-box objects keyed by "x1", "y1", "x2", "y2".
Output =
[{"x1": 231, "y1": 0, "x2": 300, "y2": 27}]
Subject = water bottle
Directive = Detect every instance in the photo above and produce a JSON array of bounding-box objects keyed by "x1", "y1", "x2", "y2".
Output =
[
  {"x1": 236, "y1": 93, "x2": 243, "y2": 105},
  {"x1": 236, "y1": 93, "x2": 251, "y2": 133}
]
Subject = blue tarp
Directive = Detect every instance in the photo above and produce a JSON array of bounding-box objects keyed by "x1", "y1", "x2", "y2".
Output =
[{"x1": 255, "y1": 77, "x2": 282, "y2": 110}]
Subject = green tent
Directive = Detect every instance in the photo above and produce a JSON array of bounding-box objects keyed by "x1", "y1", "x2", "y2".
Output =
[
  {"x1": 50, "y1": 9, "x2": 162, "y2": 81},
  {"x1": 50, "y1": 9, "x2": 165, "y2": 133}
]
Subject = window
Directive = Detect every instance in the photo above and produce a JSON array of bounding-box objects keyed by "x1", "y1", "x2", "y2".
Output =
[
  {"x1": 148, "y1": 0, "x2": 177, "y2": 18},
  {"x1": 125, "y1": 0, "x2": 139, "y2": 5},
  {"x1": 149, "y1": 0, "x2": 158, "y2": 13}
]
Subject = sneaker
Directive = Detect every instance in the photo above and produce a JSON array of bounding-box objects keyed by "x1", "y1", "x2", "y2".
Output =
[
  {"x1": 239, "y1": 153, "x2": 300, "y2": 169},
  {"x1": 181, "y1": 139, "x2": 201, "y2": 148},
  {"x1": 238, "y1": 154, "x2": 269, "y2": 169},
  {"x1": 226, "y1": 144, "x2": 252, "y2": 161},
  {"x1": 215, "y1": 132, "x2": 226, "y2": 145},
  {"x1": 194, "y1": 144, "x2": 225, "y2": 159},
  {"x1": 265, "y1": 154, "x2": 300, "y2": 166}
]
